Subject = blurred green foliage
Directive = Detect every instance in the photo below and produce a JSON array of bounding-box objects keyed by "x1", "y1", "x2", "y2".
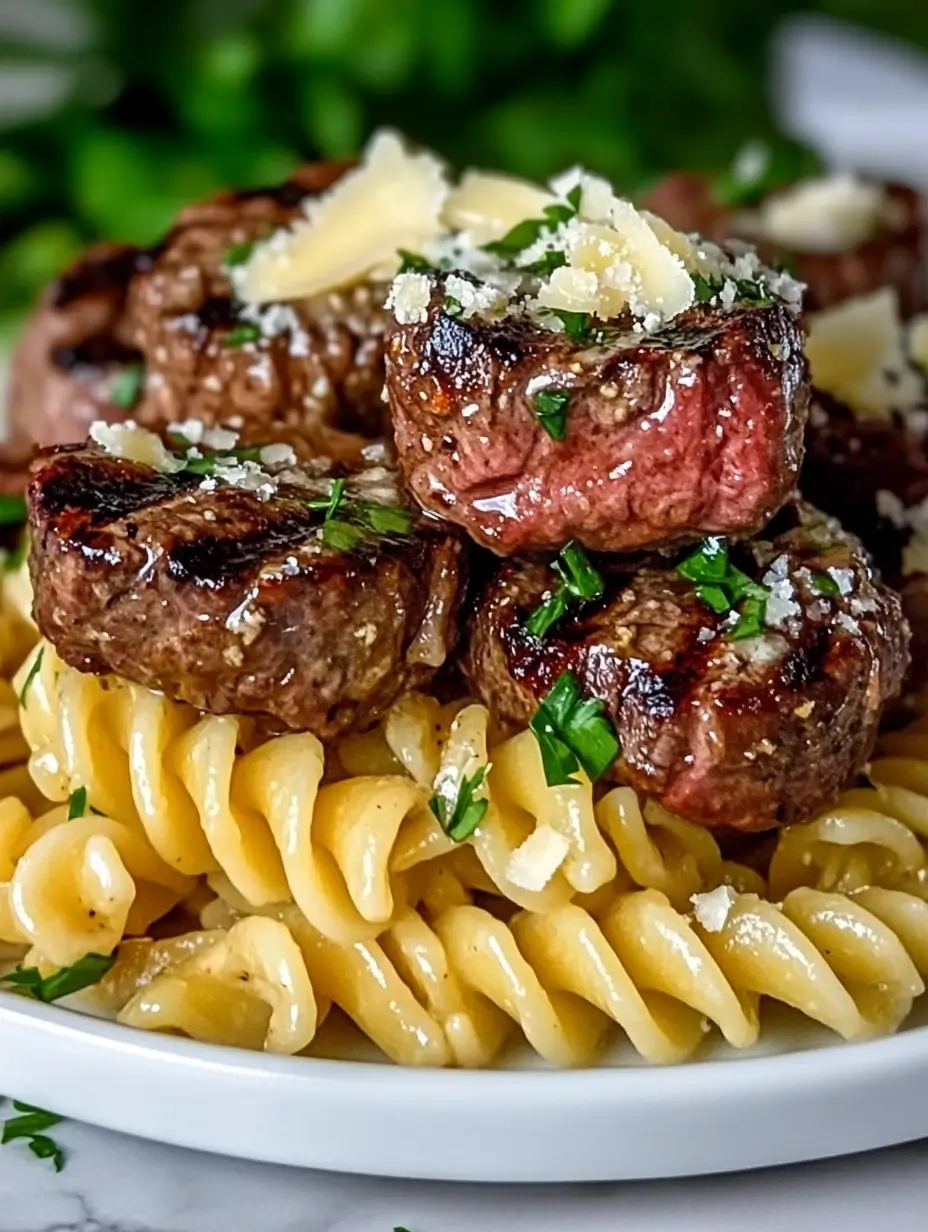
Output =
[{"x1": 0, "y1": 0, "x2": 926, "y2": 318}]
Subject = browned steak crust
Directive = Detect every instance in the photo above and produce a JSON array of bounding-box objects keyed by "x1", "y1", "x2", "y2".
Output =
[
  {"x1": 28, "y1": 444, "x2": 467, "y2": 737},
  {"x1": 464, "y1": 502, "x2": 908, "y2": 831}
]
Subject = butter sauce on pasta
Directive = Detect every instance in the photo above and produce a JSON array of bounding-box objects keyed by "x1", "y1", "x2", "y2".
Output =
[{"x1": 4, "y1": 560, "x2": 928, "y2": 1064}]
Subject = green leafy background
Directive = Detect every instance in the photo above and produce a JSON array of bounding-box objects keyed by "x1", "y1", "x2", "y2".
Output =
[{"x1": 0, "y1": 0, "x2": 925, "y2": 325}]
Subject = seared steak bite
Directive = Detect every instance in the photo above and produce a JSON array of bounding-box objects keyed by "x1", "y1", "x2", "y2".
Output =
[
  {"x1": 28, "y1": 434, "x2": 467, "y2": 737},
  {"x1": 125, "y1": 163, "x2": 389, "y2": 453},
  {"x1": 386, "y1": 279, "x2": 808, "y2": 555},
  {"x1": 2, "y1": 242, "x2": 145, "y2": 489},
  {"x1": 3, "y1": 161, "x2": 389, "y2": 491},
  {"x1": 801, "y1": 393, "x2": 928, "y2": 698},
  {"x1": 465, "y1": 502, "x2": 908, "y2": 832},
  {"x1": 644, "y1": 172, "x2": 926, "y2": 314}
]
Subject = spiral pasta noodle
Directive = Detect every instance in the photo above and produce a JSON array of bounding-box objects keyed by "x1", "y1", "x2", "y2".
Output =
[
  {"x1": 0, "y1": 797, "x2": 194, "y2": 967},
  {"x1": 92, "y1": 863, "x2": 928, "y2": 1067},
  {"x1": 7, "y1": 637, "x2": 928, "y2": 1068},
  {"x1": 16, "y1": 642, "x2": 707, "y2": 943}
]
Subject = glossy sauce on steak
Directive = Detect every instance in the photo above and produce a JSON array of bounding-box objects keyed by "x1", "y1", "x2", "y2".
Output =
[
  {"x1": 28, "y1": 440, "x2": 467, "y2": 737},
  {"x1": 465, "y1": 503, "x2": 908, "y2": 831},
  {"x1": 386, "y1": 280, "x2": 808, "y2": 555}
]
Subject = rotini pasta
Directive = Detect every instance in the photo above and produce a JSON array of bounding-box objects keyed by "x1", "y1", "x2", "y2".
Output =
[
  {"x1": 7, "y1": 633, "x2": 928, "y2": 1068},
  {"x1": 17, "y1": 642, "x2": 704, "y2": 943},
  {"x1": 95, "y1": 866, "x2": 928, "y2": 1066},
  {"x1": 0, "y1": 797, "x2": 194, "y2": 967}
]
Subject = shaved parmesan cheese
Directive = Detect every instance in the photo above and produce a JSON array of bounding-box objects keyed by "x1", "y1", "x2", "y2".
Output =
[
  {"x1": 805, "y1": 288, "x2": 924, "y2": 421},
  {"x1": 909, "y1": 314, "x2": 928, "y2": 373},
  {"x1": 757, "y1": 174, "x2": 886, "y2": 253},
  {"x1": 536, "y1": 201, "x2": 695, "y2": 326},
  {"x1": 441, "y1": 170, "x2": 554, "y2": 244},
  {"x1": 90, "y1": 421, "x2": 185, "y2": 474},
  {"x1": 506, "y1": 825, "x2": 570, "y2": 892},
  {"x1": 238, "y1": 130, "x2": 448, "y2": 304},
  {"x1": 691, "y1": 885, "x2": 736, "y2": 933}
]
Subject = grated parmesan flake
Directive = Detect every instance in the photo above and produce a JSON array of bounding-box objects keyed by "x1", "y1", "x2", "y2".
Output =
[
  {"x1": 386, "y1": 272, "x2": 433, "y2": 324},
  {"x1": 691, "y1": 885, "x2": 737, "y2": 933},
  {"x1": 506, "y1": 825, "x2": 570, "y2": 893}
]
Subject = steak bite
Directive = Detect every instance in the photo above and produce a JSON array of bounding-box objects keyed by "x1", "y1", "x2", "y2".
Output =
[
  {"x1": 644, "y1": 172, "x2": 926, "y2": 314},
  {"x1": 801, "y1": 392, "x2": 928, "y2": 698},
  {"x1": 2, "y1": 242, "x2": 146, "y2": 489},
  {"x1": 28, "y1": 429, "x2": 467, "y2": 737},
  {"x1": 3, "y1": 161, "x2": 390, "y2": 491},
  {"x1": 125, "y1": 162, "x2": 389, "y2": 453},
  {"x1": 386, "y1": 278, "x2": 808, "y2": 555},
  {"x1": 465, "y1": 503, "x2": 909, "y2": 832}
]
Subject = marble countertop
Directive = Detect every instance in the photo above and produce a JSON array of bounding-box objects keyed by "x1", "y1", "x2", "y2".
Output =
[{"x1": 0, "y1": 1120, "x2": 926, "y2": 1232}]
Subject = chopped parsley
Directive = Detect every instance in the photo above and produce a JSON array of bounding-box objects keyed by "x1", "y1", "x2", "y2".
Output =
[
  {"x1": 811, "y1": 572, "x2": 840, "y2": 596},
  {"x1": 532, "y1": 389, "x2": 572, "y2": 440},
  {"x1": 67, "y1": 787, "x2": 87, "y2": 820},
  {"x1": 321, "y1": 519, "x2": 366, "y2": 552},
  {"x1": 547, "y1": 308, "x2": 593, "y2": 343},
  {"x1": 357, "y1": 502, "x2": 414, "y2": 536},
  {"x1": 222, "y1": 322, "x2": 262, "y2": 348},
  {"x1": 526, "y1": 542, "x2": 603, "y2": 639},
  {"x1": 397, "y1": 249, "x2": 431, "y2": 273},
  {"x1": 730, "y1": 595, "x2": 767, "y2": 640},
  {"x1": 520, "y1": 249, "x2": 567, "y2": 276},
  {"x1": 0, "y1": 951, "x2": 116, "y2": 1003},
  {"x1": 1, "y1": 1102, "x2": 64, "y2": 1172},
  {"x1": 677, "y1": 538, "x2": 769, "y2": 635},
  {"x1": 693, "y1": 272, "x2": 773, "y2": 308},
  {"x1": 308, "y1": 479, "x2": 414, "y2": 550},
  {"x1": 529, "y1": 672, "x2": 620, "y2": 787},
  {"x1": 109, "y1": 362, "x2": 144, "y2": 410},
  {"x1": 443, "y1": 294, "x2": 464, "y2": 318},
  {"x1": 429, "y1": 766, "x2": 489, "y2": 843},
  {"x1": 18, "y1": 646, "x2": 43, "y2": 708},
  {"x1": 0, "y1": 495, "x2": 26, "y2": 528},
  {"x1": 225, "y1": 238, "x2": 257, "y2": 267},
  {"x1": 179, "y1": 445, "x2": 264, "y2": 475},
  {"x1": 483, "y1": 186, "x2": 581, "y2": 264},
  {"x1": 307, "y1": 476, "x2": 348, "y2": 521}
]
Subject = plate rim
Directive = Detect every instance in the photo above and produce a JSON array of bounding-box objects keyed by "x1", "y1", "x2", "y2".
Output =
[{"x1": 2, "y1": 991, "x2": 928, "y2": 1181}]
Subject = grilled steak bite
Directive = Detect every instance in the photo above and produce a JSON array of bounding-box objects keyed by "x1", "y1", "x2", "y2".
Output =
[
  {"x1": 644, "y1": 172, "x2": 926, "y2": 314},
  {"x1": 386, "y1": 278, "x2": 808, "y2": 555},
  {"x1": 3, "y1": 161, "x2": 390, "y2": 490},
  {"x1": 2, "y1": 242, "x2": 145, "y2": 489},
  {"x1": 28, "y1": 431, "x2": 467, "y2": 737},
  {"x1": 801, "y1": 393, "x2": 928, "y2": 697},
  {"x1": 125, "y1": 162, "x2": 389, "y2": 453},
  {"x1": 465, "y1": 503, "x2": 908, "y2": 832}
]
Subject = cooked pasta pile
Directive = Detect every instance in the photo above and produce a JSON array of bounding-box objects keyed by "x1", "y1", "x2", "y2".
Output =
[{"x1": 2, "y1": 560, "x2": 928, "y2": 1066}]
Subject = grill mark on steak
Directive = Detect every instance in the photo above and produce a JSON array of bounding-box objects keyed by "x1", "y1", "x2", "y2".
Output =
[
  {"x1": 28, "y1": 443, "x2": 468, "y2": 738},
  {"x1": 51, "y1": 245, "x2": 160, "y2": 309},
  {"x1": 464, "y1": 501, "x2": 909, "y2": 831},
  {"x1": 386, "y1": 278, "x2": 809, "y2": 555},
  {"x1": 50, "y1": 337, "x2": 143, "y2": 373}
]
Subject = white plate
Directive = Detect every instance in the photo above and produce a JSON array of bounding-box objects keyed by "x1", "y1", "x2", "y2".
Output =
[{"x1": 2, "y1": 994, "x2": 928, "y2": 1181}]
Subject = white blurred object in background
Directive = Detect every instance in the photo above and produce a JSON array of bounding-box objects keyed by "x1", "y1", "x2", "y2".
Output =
[{"x1": 774, "y1": 15, "x2": 928, "y2": 186}]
